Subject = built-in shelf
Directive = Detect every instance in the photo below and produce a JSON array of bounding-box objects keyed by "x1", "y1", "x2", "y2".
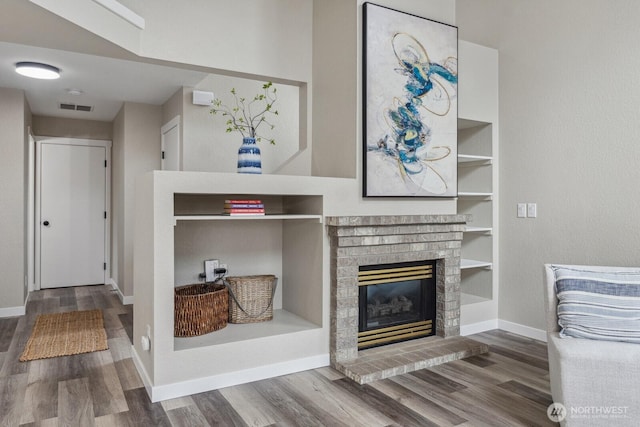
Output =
[
  {"x1": 173, "y1": 214, "x2": 323, "y2": 225},
  {"x1": 458, "y1": 118, "x2": 490, "y2": 129},
  {"x1": 134, "y1": 176, "x2": 336, "y2": 400},
  {"x1": 174, "y1": 309, "x2": 320, "y2": 351},
  {"x1": 458, "y1": 154, "x2": 493, "y2": 165},
  {"x1": 460, "y1": 259, "x2": 493, "y2": 270},
  {"x1": 457, "y1": 192, "x2": 493, "y2": 199},
  {"x1": 464, "y1": 226, "x2": 493, "y2": 234},
  {"x1": 457, "y1": 41, "x2": 498, "y2": 326}
]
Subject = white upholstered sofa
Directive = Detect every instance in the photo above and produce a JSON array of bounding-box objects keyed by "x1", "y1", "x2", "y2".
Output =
[{"x1": 544, "y1": 264, "x2": 640, "y2": 426}]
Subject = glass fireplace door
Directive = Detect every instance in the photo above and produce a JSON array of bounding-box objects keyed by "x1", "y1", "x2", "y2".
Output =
[{"x1": 358, "y1": 261, "x2": 436, "y2": 349}]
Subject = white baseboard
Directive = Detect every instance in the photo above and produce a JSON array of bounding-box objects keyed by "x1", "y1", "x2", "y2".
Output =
[
  {"x1": 128, "y1": 320, "x2": 544, "y2": 403},
  {"x1": 460, "y1": 318, "x2": 547, "y2": 343},
  {"x1": 132, "y1": 350, "x2": 330, "y2": 403},
  {"x1": 460, "y1": 319, "x2": 499, "y2": 336},
  {"x1": 131, "y1": 345, "x2": 154, "y2": 400},
  {"x1": 109, "y1": 278, "x2": 134, "y2": 305},
  {"x1": 0, "y1": 291, "x2": 29, "y2": 317},
  {"x1": 0, "y1": 305, "x2": 26, "y2": 318},
  {"x1": 498, "y1": 319, "x2": 547, "y2": 342}
]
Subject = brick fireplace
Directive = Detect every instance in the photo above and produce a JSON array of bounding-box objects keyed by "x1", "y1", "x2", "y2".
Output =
[{"x1": 326, "y1": 215, "x2": 489, "y2": 384}]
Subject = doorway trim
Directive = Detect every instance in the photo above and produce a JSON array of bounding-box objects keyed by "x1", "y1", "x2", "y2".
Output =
[
  {"x1": 34, "y1": 137, "x2": 112, "y2": 290},
  {"x1": 27, "y1": 128, "x2": 35, "y2": 293},
  {"x1": 161, "y1": 115, "x2": 181, "y2": 171}
]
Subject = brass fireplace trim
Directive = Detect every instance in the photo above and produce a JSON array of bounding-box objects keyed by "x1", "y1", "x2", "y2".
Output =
[
  {"x1": 358, "y1": 264, "x2": 433, "y2": 286},
  {"x1": 357, "y1": 320, "x2": 433, "y2": 349}
]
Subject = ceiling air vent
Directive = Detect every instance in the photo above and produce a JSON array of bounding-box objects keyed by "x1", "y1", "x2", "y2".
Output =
[{"x1": 59, "y1": 103, "x2": 93, "y2": 112}]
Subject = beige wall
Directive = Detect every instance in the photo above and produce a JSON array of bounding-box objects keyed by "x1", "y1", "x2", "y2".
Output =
[
  {"x1": 112, "y1": 107, "x2": 125, "y2": 291},
  {"x1": 32, "y1": 115, "x2": 112, "y2": 140},
  {"x1": 311, "y1": 0, "x2": 357, "y2": 178},
  {"x1": 136, "y1": 0, "x2": 313, "y2": 83},
  {"x1": 458, "y1": 0, "x2": 640, "y2": 331},
  {"x1": 185, "y1": 75, "x2": 303, "y2": 174},
  {"x1": 162, "y1": 88, "x2": 183, "y2": 126},
  {"x1": 33, "y1": 0, "x2": 313, "y2": 83},
  {"x1": 0, "y1": 88, "x2": 27, "y2": 310},
  {"x1": 119, "y1": 102, "x2": 162, "y2": 297},
  {"x1": 23, "y1": 94, "x2": 32, "y2": 301}
]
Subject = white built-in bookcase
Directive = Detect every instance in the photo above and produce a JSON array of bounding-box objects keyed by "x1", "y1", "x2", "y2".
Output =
[{"x1": 457, "y1": 41, "x2": 499, "y2": 327}]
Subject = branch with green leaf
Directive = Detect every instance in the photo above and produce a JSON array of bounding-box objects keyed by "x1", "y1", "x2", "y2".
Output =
[{"x1": 210, "y1": 82, "x2": 279, "y2": 145}]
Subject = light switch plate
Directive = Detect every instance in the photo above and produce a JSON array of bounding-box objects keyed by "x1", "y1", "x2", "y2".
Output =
[
  {"x1": 517, "y1": 203, "x2": 526, "y2": 218},
  {"x1": 527, "y1": 203, "x2": 537, "y2": 218}
]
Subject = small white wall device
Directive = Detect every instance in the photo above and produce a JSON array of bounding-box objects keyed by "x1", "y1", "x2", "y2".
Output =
[{"x1": 192, "y1": 90, "x2": 214, "y2": 106}]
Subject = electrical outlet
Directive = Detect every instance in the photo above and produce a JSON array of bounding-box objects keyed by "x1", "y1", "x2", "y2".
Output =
[
  {"x1": 204, "y1": 259, "x2": 219, "y2": 282},
  {"x1": 141, "y1": 324, "x2": 152, "y2": 351},
  {"x1": 141, "y1": 335, "x2": 151, "y2": 351}
]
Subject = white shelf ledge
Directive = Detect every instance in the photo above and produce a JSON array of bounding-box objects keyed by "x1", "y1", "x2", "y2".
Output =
[
  {"x1": 457, "y1": 192, "x2": 493, "y2": 200},
  {"x1": 173, "y1": 214, "x2": 323, "y2": 225},
  {"x1": 461, "y1": 259, "x2": 493, "y2": 270},
  {"x1": 464, "y1": 226, "x2": 493, "y2": 234},
  {"x1": 458, "y1": 154, "x2": 493, "y2": 165},
  {"x1": 458, "y1": 118, "x2": 490, "y2": 129},
  {"x1": 174, "y1": 309, "x2": 320, "y2": 351}
]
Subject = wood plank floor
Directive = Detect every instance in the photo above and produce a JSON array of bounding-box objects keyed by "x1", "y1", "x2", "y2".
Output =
[{"x1": 0, "y1": 285, "x2": 557, "y2": 426}]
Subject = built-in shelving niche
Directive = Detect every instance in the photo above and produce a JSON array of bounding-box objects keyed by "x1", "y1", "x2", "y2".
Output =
[
  {"x1": 458, "y1": 120, "x2": 495, "y2": 305},
  {"x1": 173, "y1": 193, "x2": 324, "y2": 351}
]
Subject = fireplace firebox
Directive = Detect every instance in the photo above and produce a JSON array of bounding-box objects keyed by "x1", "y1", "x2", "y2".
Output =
[{"x1": 358, "y1": 260, "x2": 436, "y2": 349}]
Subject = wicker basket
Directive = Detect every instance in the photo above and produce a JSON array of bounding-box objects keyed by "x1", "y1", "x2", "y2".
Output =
[
  {"x1": 225, "y1": 275, "x2": 277, "y2": 323},
  {"x1": 174, "y1": 284, "x2": 228, "y2": 337}
]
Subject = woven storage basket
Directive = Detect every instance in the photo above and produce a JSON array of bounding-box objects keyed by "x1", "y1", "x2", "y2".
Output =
[
  {"x1": 174, "y1": 284, "x2": 228, "y2": 337},
  {"x1": 226, "y1": 275, "x2": 277, "y2": 323}
]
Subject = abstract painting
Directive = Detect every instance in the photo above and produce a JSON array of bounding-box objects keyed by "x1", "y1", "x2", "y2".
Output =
[{"x1": 363, "y1": 3, "x2": 458, "y2": 197}]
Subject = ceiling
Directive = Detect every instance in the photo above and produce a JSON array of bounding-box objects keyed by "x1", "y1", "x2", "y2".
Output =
[
  {"x1": 0, "y1": 41, "x2": 209, "y2": 122},
  {"x1": 0, "y1": 0, "x2": 214, "y2": 122}
]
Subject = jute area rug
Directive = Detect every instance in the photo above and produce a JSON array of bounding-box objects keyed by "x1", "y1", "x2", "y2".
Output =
[{"x1": 19, "y1": 309, "x2": 109, "y2": 362}]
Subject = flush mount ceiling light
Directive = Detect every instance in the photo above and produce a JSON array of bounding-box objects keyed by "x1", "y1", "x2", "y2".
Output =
[{"x1": 15, "y1": 62, "x2": 60, "y2": 80}]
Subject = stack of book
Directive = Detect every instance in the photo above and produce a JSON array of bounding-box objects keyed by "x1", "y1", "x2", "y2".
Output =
[{"x1": 223, "y1": 199, "x2": 265, "y2": 216}]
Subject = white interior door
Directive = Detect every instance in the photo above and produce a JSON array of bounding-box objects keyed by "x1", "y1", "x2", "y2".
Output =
[
  {"x1": 38, "y1": 140, "x2": 108, "y2": 288},
  {"x1": 161, "y1": 115, "x2": 180, "y2": 171}
]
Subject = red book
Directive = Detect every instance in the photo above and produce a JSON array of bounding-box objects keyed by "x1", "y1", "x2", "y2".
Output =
[{"x1": 224, "y1": 199, "x2": 262, "y2": 204}]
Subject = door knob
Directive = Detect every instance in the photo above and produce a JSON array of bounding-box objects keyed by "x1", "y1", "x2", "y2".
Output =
[{"x1": 43, "y1": 221, "x2": 50, "y2": 226}]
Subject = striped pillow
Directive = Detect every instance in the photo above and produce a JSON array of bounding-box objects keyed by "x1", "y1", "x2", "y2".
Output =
[{"x1": 554, "y1": 266, "x2": 640, "y2": 343}]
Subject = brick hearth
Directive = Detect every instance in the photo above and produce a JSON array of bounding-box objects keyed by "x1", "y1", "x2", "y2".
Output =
[{"x1": 326, "y1": 215, "x2": 489, "y2": 384}]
